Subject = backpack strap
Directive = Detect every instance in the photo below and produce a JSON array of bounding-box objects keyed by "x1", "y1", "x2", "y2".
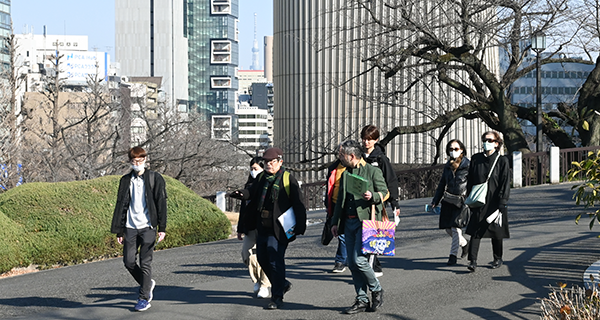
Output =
[
  {"x1": 283, "y1": 171, "x2": 290, "y2": 196},
  {"x1": 148, "y1": 170, "x2": 156, "y2": 191}
]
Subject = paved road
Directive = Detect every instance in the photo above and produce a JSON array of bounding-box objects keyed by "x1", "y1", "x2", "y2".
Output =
[{"x1": 0, "y1": 182, "x2": 598, "y2": 320}]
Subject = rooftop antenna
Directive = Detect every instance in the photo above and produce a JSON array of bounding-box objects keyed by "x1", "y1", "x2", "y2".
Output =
[{"x1": 250, "y1": 13, "x2": 260, "y2": 70}]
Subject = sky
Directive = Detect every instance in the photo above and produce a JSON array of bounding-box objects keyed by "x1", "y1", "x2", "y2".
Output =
[{"x1": 11, "y1": 0, "x2": 274, "y2": 70}]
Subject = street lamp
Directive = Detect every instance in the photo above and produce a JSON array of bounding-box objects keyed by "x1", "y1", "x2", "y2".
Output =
[
  {"x1": 531, "y1": 30, "x2": 546, "y2": 153},
  {"x1": 531, "y1": 30, "x2": 546, "y2": 184}
]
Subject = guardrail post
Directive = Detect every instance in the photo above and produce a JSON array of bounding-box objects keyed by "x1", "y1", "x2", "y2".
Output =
[
  {"x1": 549, "y1": 146, "x2": 560, "y2": 184},
  {"x1": 216, "y1": 191, "x2": 226, "y2": 212},
  {"x1": 513, "y1": 151, "x2": 522, "y2": 188}
]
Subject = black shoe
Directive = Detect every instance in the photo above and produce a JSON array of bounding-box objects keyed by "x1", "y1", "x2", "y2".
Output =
[
  {"x1": 284, "y1": 281, "x2": 292, "y2": 294},
  {"x1": 447, "y1": 254, "x2": 457, "y2": 266},
  {"x1": 265, "y1": 298, "x2": 283, "y2": 310},
  {"x1": 344, "y1": 300, "x2": 369, "y2": 314},
  {"x1": 461, "y1": 240, "x2": 469, "y2": 259},
  {"x1": 368, "y1": 290, "x2": 384, "y2": 312},
  {"x1": 332, "y1": 262, "x2": 347, "y2": 273},
  {"x1": 491, "y1": 259, "x2": 503, "y2": 269},
  {"x1": 467, "y1": 261, "x2": 477, "y2": 272}
]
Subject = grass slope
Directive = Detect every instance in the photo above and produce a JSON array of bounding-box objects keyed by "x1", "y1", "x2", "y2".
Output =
[{"x1": 0, "y1": 175, "x2": 231, "y2": 274}]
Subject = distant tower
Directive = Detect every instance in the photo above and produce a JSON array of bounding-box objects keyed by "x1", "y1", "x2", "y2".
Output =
[{"x1": 250, "y1": 13, "x2": 260, "y2": 70}]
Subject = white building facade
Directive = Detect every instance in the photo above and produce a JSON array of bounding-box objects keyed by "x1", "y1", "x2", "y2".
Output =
[
  {"x1": 15, "y1": 34, "x2": 113, "y2": 90},
  {"x1": 236, "y1": 104, "x2": 270, "y2": 151}
]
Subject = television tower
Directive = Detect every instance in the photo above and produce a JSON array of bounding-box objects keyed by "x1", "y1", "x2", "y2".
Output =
[{"x1": 250, "y1": 13, "x2": 260, "y2": 70}]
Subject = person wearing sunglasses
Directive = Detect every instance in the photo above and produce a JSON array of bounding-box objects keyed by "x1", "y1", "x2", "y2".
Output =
[
  {"x1": 465, "y1": 131, "x2": 511, "y2": 272},
  {"x1": 430, "y1": 139, "x2": 470, "y2": 266}
]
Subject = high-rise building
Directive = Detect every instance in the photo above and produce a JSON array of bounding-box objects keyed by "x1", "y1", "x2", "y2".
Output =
[
  {"x1": 274, "y1": 1, "x2": 492, "y2": 180},
  {"x1": 0, "y1": 0, "x2": 10, "y2": 71},
  {"x1": 115, "y1": 0, "x2": 189, "y2": 111},
  {"x1": 116, "y1": 0, "x2": 239, "y2": 116},
  {"x1": 186, "y1": 0, "x2": 239, "y2": 116}
]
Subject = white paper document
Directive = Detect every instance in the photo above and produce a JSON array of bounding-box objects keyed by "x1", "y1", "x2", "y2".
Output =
[
  {"x1": 278, "y1": 206, "x2": 296, "y2": 239},
  {"x1": 486, "y1": 209, "x2": 502, "y2": 226}
]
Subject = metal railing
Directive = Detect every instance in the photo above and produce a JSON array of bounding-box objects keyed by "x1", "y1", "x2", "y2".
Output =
[
  {"x1": 208, "y1": 146, "x2": 600, "y2": 212},
  {"x1": 559, "y1": 146, "x2": 600, "y2": 181},
  {"x1": 520, "y1": 146, "x2": 600, "y2": 186},
  {"x1": 521, "y1": 151, "x2": 549, "y2": 186}
]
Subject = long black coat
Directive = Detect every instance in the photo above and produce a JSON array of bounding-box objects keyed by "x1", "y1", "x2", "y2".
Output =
[
  {"x1": 237, "y1": 172, "x2": 258, "y2": 235},
  {"x1": 432, "y1": 156, "x2": 470, "y2": 229},
  {"x1": 465, "y1": 151, "x2": 511, "y2": 239}
]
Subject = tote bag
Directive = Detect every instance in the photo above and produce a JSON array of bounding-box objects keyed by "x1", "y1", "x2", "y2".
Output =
[
  {"x1": 465, "y1": 155, "x2": 499, "y2": 208},
  {"x1": 361, "y1": 196, "x2": 395, "y2": 256}
]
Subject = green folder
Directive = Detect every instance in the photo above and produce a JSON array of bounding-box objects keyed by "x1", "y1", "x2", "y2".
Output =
[{"x1": 346, "y1": 172, "x2": 369, "y2": 197}]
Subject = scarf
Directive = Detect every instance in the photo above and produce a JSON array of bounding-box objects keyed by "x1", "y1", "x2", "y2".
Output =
[{"x1": 257, "y1": 167, "x2": 284, "y2": 212}]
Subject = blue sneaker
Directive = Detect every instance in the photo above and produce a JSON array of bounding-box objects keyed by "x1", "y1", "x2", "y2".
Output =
[
  {"x1": 134, "y1": 299, "x2": 151, "y2": 312},
  {"x1": 148, "y1": 279, "x2": 156, "y2": 302}
]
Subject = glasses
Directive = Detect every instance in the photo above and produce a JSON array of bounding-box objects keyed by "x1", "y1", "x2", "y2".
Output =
[
  {"x1": 266, "y1": 158, "x2": 281, "y2": 165},
  {"x1": 131, "y1": 158, "x2": 146, "y2": 164},
  {"x1": 448, "y1": 148, "x2": 461, "y2": 152},
  {"x1": 483, "y1": 138, "x2": 496, "y2": 143}
]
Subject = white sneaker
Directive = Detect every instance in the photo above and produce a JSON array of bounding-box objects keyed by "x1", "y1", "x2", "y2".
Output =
[
  {"x1": 257, "y1": 287, "x2": 270, "y2": 299},
  {"x1": 253, "y1": 282, "x2": 260, "y2": 293}
]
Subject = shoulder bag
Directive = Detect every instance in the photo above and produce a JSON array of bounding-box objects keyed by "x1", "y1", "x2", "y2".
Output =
[
  {"x1": 465, "y1": 154, "x2": 500, "y2": 208},
  {"x1": 442, "y1": 191, "x2": 463, "y2": 208}
]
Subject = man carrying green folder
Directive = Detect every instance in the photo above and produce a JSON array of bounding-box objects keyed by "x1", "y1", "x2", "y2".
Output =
[{"x1": 330, "y1": 140, "x2": 389, "y2": 314}]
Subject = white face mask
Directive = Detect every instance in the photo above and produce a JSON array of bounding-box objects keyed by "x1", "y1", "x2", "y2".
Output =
[
  {"x1": 483, "y1": 141, "x2": 496, "y2": 151},
  {"x1": 250, "y1": 169, "x2": 263, "y2": 178},
  {"x1": 450, "y1": 150, "x2": 462, "y2": 159},
  {"x1": 131, "y1": 164, "x2": 145, "y2": 172}
]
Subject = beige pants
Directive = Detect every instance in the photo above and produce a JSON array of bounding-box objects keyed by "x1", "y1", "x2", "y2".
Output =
[{"x1": 241, "y1": 230, "x2": 271, "y2": 288}]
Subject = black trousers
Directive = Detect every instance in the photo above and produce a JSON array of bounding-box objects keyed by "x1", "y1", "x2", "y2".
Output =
[
  {"x1": 123, "y1": 227, "x2": 156, "y2": 300},
  {"x1": 256, "y1": 234, "x2": 288, "y2": 301},
  {"x1": 468, "y1": 237, "x2": 502, "y2": 262}
]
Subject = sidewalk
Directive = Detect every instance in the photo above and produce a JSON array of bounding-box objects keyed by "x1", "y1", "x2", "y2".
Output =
[{"x1": 0, "y1": 182, "x2": 598, "y2": 320}]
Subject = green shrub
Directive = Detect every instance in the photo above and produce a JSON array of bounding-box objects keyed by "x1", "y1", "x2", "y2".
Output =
[
  {"x1": 0, "y1": 175, "x2": 231, "y2": 273},
  {"x1": 0, "y1": 210, "x2": 29, "y2": 273}
]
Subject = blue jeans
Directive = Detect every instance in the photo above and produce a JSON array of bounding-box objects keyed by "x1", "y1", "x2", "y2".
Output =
[
  {"x1": 345, "y1": 218, "x2": 382, "y2": 303},
  {"x1": 256, "y1": 234, "x2": 288, "y2": 300},
  {"x1": 335, "y1": 234, "x2": 347, "y2": 265},
  {"x1": 123, "y1": 227, "x2": 156, "y2": 301}
]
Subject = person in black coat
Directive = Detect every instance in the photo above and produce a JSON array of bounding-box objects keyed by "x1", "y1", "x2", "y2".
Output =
[
  {"x1": 465, "y1": 131, "x2": 511, "y2": 272},
  {"x1": 237, "y1": 157, "x2": 271, "y2": 298},
  {"x1": 110, "y1": 146, "x2": 167, "y2": 312},
  {"x1": 361, "y1": 125, "x2": 399, "y2": 277},
  {"x1": 230, "y1": 147, "x2": 307, "y2": 310},
  {"x1": 431, "y1": 139, "x2": 470, "y2": 266}
]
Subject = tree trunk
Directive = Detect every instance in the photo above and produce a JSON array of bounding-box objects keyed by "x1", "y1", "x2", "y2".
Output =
[{"x1": 578, "y1": 56, "x2": 600, "y2": 146}]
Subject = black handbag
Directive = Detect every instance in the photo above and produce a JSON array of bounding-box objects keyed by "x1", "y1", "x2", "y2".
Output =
[
  {"x1": 452, "y1": 205, "x2": 471, "y2": 228},
  {"x1": 321, "y1": 217, "x2": 334, "y2": 245},
  {"x1": 442, "y1": 191, "x2": 463, "y2": 208}
]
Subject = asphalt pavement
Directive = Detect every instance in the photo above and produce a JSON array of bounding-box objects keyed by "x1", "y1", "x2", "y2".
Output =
[{"x1": 0, "y1": 182, "x2": 598, "y2": 320}]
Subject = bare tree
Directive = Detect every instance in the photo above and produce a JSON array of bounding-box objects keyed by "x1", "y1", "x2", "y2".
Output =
[
  {"x1": 320, "y1": 0, "x2": 595, "y2": 154},
  {"x1": 0, "y1": 29, "x2": 26, "y2": 190}
]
